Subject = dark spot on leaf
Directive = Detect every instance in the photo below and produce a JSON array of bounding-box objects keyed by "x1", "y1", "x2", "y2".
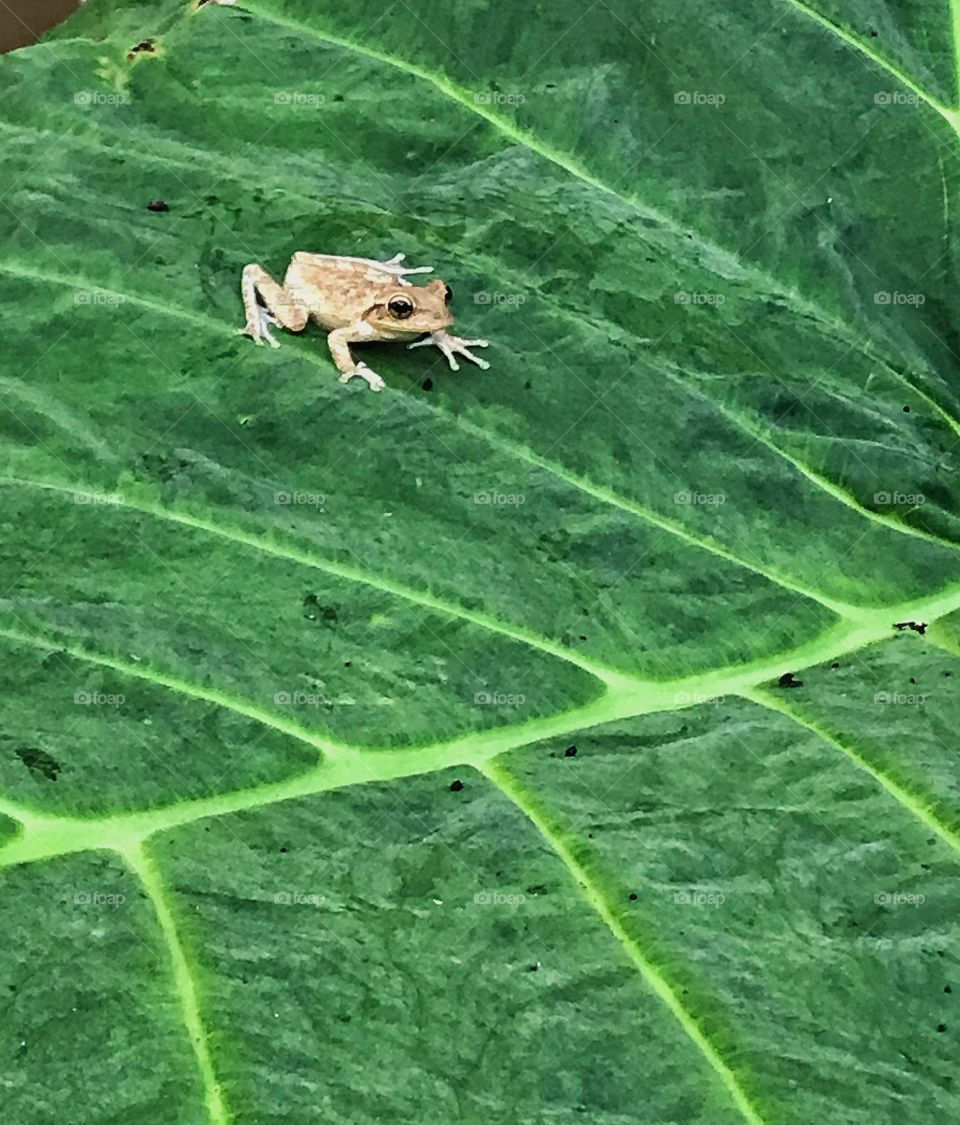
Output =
[
  {"x1": 279, "y1": 847, "x2": 288, "y2": 853},
  {"x1": 15, "y1": 746, "x2": 60, "y2": 781},
  {"x1": 938, "y1": 1024, "x2": 947, "y2": 1032},
  {"x1": 524, "y1": 380, "x2": 532, "y2": 389},
  {"x1": 449, "y1": 779, "x2": 464, "y2": 792},
  {"x1": 147, "y1": 199, "x2": 169, "y2": 212},
  {"x1": 344, "y1": 660, "x2": 352, "y2": 667},
  {"x1": 527, "y1": 963, "x2": 539, "y2": 972},
  {"x1": 909, "y1": 677, "x2": 916, "y2": 684},
  {"x1": 421, "y1": 378, "x2": 433, "y2": 391},
  {"x1": 629, "y1": 893, "x2": 638, "y2": 901},
  {"x1": 526, "y1": 884, "x2": 547, "y2": 895},
  {"x1": 945, "y1": 985, "x2": 953, "y2": 993},
  {"x1": 564, "y1": 745, "x2": 577, "y2": 757},
  {"x1": 333, "y1": 94, "x2": 343, "y2": 102},
  {"x1": 903, "y1": 405, "x2": 910, "y2": 412},
  {"x1": 778, "y1": 672, "x2": 803, "y2": 688},
  {"x1": 831, "y1": 662, "x2": 840, "y2": 669},
  {"x1": 894, "y1": 621, "x2": 927, "y2": 634}
]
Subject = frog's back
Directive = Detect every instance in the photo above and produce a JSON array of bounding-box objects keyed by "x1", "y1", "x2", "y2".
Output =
[{"x1": 285, "y1": 252, "x2": 396, "y2": 329}]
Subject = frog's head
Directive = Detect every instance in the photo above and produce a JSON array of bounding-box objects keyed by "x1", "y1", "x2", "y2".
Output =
[{"x1": 363, "y1": 278, "x2": 454, "y2": 338}]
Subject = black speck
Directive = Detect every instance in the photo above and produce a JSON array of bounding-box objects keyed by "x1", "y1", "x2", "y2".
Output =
[
  {"x1": 147, "y1": 199, "x2": 169, "y2": 212},
  {"x1": 344, "y1": 660, "x2": 352, "y2": 668},
  {"x1": 894, "y1": 621, "x2": 928, "y2": 635},
  {"x1": 909, "y1": 677, "x2": 916, "y2": 685},
  {"x1": 564, "y1": 745, "x2": 577, "y2": 757},
  {"x1": 945, "y1": 985, "x2": 953, "y2": 994},
  {"x1": 903, "y1": 405, "x2": 910, "y2": 413},
  {"x1": 279, "y1": 847, "x2": 288, "y2": 853},
  {"x1": 938, "y1": 1024, "x2": 947, "y2": 1032},
  {"x1": 628, "y1": 892, "x2": 638, "y2": 901},
  {"x1": 527, "y1": 963, "x2": 539, "y2": 972},
  {"x1": 127, "y1": 39, "x2": 156, "y2": 60},
  {"x1": 831, "y1": 662, "x2": 840, "y2": 669},
  {"x1": 15, "y1": 746, "x2": 60, "y2": 781},
  {"x1": 524, "y1": 380, "x2": 532, "y2": 390},
  {"x1": 869, "y1": 28, "x2": 878, "y2": 37},
  {"x1": 332, "y1": 94, "x2": 344, "y2": 102},
  {"x1": 778, "y1": 672, "x2": 803, "y2": 689},
  {"x1": 449, "y1": 779, "x2": 464, "y2": 792},
  {"x1": 421, "y1": 378, "x2": 433, "y2": 391}
]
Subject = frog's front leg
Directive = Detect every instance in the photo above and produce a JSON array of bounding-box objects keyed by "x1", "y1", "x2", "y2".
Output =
[
  {"x1": 408, "y1": 331, "x2": 490, "y2": 371},
  {"x1": 327, "y1": 325, "x2": 386, "y2": 392},
  {"x1": 241, "y1": 263, "x2": 309, "y2": 347}
]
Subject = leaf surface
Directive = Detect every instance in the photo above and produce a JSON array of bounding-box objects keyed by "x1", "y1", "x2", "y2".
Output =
[{"x1": 1, "y1": 1, "x2": 959, "y2": 1121}]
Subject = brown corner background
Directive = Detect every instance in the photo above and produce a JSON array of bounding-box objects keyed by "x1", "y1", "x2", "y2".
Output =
[{"x1": 0, "y1": 0, "x2": 79, "y2": 54}]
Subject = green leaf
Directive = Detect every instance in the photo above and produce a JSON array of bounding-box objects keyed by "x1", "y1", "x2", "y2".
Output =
[{"x1": 1, "y1": 1, "x2": 959, "y2": 1121}]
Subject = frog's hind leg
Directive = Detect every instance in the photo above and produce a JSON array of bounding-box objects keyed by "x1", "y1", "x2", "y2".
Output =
[
  {"x1": 241, "y1": 263, "x2": 309, "y2": 347},
  {"x1": 377, "y1": 253, "x2": 434, "y2": 285}
]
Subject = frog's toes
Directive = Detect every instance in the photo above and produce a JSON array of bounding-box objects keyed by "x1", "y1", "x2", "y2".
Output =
[
  {"x1": 409, "y1": 331, "x2": 490, "y2": 371},
  {"x1": 379, "y1": 252, "x2": 433, "y2": 282},
  {"x1": 243, "y1": 308, "x2": 281, "y2": 348},
  {"x1": 339, "y1": 362, "x2": 385, "y2": 392}
]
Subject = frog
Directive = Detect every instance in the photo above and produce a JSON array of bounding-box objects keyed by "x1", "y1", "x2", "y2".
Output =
[{"x1": 240, "y1": 252, "x2": 490, "y2": 391}]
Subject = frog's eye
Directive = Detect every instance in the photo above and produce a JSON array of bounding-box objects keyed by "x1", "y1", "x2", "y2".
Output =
[
  {"x1": 443, "y1": 284, "x2": 453, "y2": 303},
  {"x1": 387, "y1": 295, "x2": 415, "y2": 319}
]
